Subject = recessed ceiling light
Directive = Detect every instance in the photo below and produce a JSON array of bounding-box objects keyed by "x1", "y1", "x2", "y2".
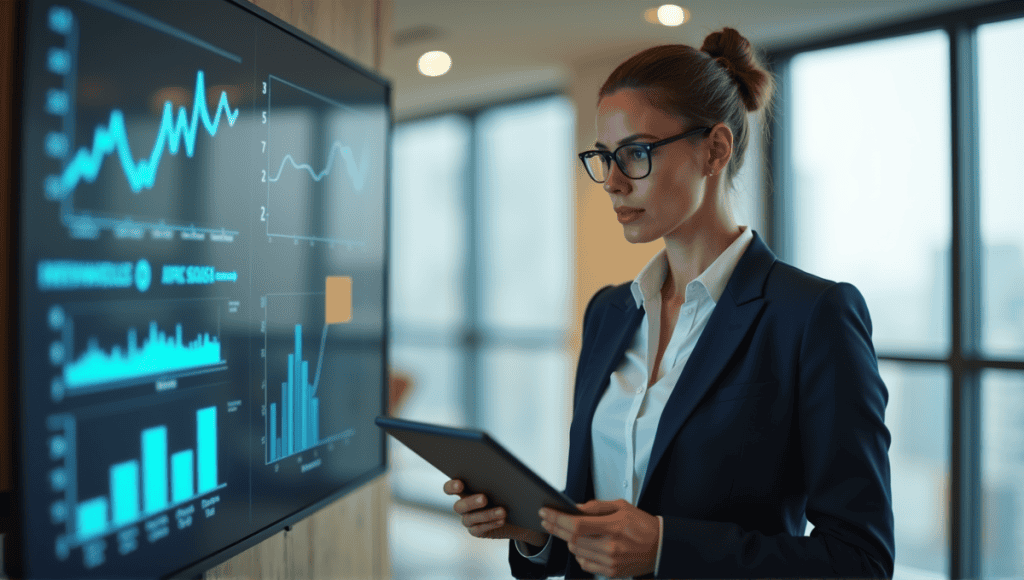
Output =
[
  {"x1": 418, "y1": 50, "x2": 452, "y2": 77},
  {"x1": 657, "y1": 4, "x2": 687, "y2": 27}
]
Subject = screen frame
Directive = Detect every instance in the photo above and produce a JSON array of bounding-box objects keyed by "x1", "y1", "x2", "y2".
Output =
[{"x1": 3, "y1": 0, "x2": 392, "y2": 577}]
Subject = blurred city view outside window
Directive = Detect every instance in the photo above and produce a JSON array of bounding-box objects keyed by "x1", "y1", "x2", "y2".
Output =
[
  {"x1": 789, "y1": 30, "x2": 953, "y2": 579},
  {"x1": 978, "y1": 16, "x2": 1024, "y2": 580},
  {"x1": 386, "y1": 97, "x2": 574, "y2": 579}
]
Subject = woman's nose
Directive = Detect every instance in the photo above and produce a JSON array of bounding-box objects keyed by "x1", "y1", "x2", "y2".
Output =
[{"x1": 603, "y1": 162, "x2": 631, "y2": 195}]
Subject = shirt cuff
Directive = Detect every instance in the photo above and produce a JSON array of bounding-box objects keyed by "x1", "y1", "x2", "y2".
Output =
[
  {"x1": 515, "y1": 535, "x2": 553, "y2": 564},
  {"x1": 654, "y1": 515, "x2": 664, "y2": 576}
]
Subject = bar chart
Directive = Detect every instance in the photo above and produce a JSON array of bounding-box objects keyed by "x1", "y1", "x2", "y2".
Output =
[
  {"x1": 70, "y1": 406, "x2": 222, "y2": 542},
  {"x1": 264, "y1": 282, "x2": 355, "y2": 464},
  {"x1": 268, "y1": 324, "x2": 323, "y2": 461}
]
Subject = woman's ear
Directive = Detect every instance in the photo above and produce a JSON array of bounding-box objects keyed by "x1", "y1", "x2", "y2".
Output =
[{"x1": 706, "y1": 123, "x2": 734, "y2": 176}]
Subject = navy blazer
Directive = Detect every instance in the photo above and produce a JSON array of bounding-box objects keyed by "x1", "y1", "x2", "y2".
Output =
[{"x1": 509, "y1": 231, "x2": 894, "y2": 579}]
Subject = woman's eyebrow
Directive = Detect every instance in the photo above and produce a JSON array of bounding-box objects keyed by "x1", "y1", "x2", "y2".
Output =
[{"x1": 594, "y1": 133, "x2": 661, "y2": 149}]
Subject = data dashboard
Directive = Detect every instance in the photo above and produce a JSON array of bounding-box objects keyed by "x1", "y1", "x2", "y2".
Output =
[{"x1": 11, "y1": 0, "x2": 389, "y2": 577}]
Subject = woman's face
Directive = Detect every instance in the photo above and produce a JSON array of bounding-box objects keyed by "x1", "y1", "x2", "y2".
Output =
[{"x1": 595, "y1": 88, "x2": 715, "y2": 245}]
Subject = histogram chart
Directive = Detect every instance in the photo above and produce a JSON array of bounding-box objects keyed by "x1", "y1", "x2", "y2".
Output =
[
  {"x1": 49, "y1": 403, "x2": 225, "y2": 568},
  {"x1": 36, "y1": 2, "x2": 251, "y2": 240},
  {"x1": 264, "y1": 288, "x2": 355, "y2": 464},
  {"x1": 47, "y1": 300, "x2": 228, "y2": 398},
  {"x1": 264, "y1": 74, "x2": 381, "y2": 248}
]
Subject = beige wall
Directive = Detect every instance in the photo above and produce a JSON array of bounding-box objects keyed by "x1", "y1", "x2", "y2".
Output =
[
  {"x1": 205, "y1": 1, "x2": 392, "y2": 579},
  {"x1": 566, "y1": 54, "x2": 663, "y2": 355}
]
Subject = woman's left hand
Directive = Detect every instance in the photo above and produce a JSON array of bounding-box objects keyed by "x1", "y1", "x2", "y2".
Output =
[{"x1": 539, "y1": 499, "x2": 660, "y2": 578}]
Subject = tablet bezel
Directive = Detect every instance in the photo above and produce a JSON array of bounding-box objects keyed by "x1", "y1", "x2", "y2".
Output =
[{"x1": 375, "y1": 415, "x2": 581, "y2": 534}]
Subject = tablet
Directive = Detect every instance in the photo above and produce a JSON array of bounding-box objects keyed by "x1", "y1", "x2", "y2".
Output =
[{"x1": 375, "y1": 416, "x2": 581, "y2": 534}]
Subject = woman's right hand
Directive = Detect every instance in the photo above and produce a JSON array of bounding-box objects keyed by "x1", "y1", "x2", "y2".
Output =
[{"x1": 444, "y1": 479, "x2": 549, "y2": 548}]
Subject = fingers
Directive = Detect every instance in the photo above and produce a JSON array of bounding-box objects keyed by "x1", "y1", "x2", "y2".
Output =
[
  {"x1": 463, "y1": 506, "x2": 506, "y2": 536},
  {"x1": 452, "y1": 492, "x2": 490, "y2": 515},
  {"x1": 443, "y1": 479, "x2": 465, "y2": 496},
  {"x1": 540, "y1": 508, "x2": 611, "y2": 544}
]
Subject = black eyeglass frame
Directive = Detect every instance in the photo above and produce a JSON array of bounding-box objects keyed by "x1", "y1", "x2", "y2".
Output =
[{"x1": 578, "y1": 126, "x2": 713, "y2": 183}]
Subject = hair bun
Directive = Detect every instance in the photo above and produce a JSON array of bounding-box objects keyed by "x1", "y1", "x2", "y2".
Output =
[{"x1": 700, "y1": 27, "x2": 773, "y2": 113}]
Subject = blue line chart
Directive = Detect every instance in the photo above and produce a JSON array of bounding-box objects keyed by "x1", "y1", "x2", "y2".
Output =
[
  {"x1": 311, "y1": 325, "x2": 328, "y2": 395},
  {"x1": 268, "y1": 141, "x2": 370, "y2": 192},
  {"x1": 50, "y1": 70, "x2": 239, "y2": 199}
]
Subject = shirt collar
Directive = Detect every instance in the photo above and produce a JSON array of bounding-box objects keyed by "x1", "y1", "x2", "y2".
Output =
[{"x1": 629, "y1": 226, "x2": 754, "y2": 309}]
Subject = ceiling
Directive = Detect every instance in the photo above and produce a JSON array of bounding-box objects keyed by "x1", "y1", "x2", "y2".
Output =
[{"x1": 381, "y1": 0, "x2": 994, "y2": 119}]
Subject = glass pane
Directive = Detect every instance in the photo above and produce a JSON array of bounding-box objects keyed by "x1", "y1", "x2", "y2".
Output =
[
  {"x1": 477, "y1": 97, "x2": 574, "y2": 331},
  {"x1": 879, "y1": 361, "x2": 951, "y2": 579},
  {"x1": 388, "y1": 344, "x2": 466, "y2": 508},
  {"x1": 981, "y1": 370, "x2": 1024, "y2": 579},
  {"x1": 478, "y1": 347, "x2": 570, "y2": 491},
  {"x1": 390, "y1": 115, "x2": 470, "y2": 332},
  {"x1": 979, "y1": 17, "x2": 1024, "y2": 359},
  {"x1": 789, "y1": 31, "x2": 951, "y2": 356},
  {"x1": 388, "y1": 502, "x2": 511, "y2": 580}
]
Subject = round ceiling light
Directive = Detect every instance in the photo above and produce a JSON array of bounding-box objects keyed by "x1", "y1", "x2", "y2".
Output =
[
  {"x1": 417, "y1": 50, "x2": 452, "y2": 77},
  {"x1": 656, "y1": 4, "x2": 687, "y2": 27}
]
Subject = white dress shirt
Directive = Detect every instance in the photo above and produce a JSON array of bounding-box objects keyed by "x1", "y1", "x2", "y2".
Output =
[{"x1": 516, "y1": 227, "x2": 753, "y2": 579}]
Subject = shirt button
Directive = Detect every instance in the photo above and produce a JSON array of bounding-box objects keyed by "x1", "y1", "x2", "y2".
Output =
[{"x1": 622, "y1": 481, "x2": 628, "y2": 489}]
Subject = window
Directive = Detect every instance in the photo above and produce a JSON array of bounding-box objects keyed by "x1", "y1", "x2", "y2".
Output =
[
  {"x1": 978, "y1": 16, "x2": 1024, "y2": 580},
  {"x1": 388, "y1": 96, "x2": 574, "y2": 509},
  {"x1": 775, "y1": 5, "x2": 1024, "y2": 578}
]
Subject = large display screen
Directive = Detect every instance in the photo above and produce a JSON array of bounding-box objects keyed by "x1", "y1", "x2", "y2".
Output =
[{"x1": 9, "y1": 0, "x2": 389, "y2": 577}]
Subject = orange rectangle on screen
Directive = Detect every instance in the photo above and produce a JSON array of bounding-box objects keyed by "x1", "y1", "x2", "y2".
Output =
[{"x1": 325, "y1": 276, "x2": 352, "y2": 324}]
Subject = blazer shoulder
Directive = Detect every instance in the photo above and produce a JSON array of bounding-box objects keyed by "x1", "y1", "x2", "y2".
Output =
[
  {"x1": 580, "y1": 282, "x2": 634, "y2": 341},
  {"x1": 586, "y1": 282, "x2": 631, "y2": 313},
  {"x1": 764, "y1": 259, "x2": 840, "y2": 304}
]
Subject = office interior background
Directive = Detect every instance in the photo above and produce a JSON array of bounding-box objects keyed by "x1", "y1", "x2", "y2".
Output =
[
  {"x1": 0, "y1": 0, "x2": 1021, "y2": 579},
  {"x1": 382, "y1": 1, "x2": 1023, "y2": 579}
]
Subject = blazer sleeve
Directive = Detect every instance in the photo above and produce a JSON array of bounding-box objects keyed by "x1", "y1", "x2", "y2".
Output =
[
  {"x1": 656, "y1": 282, "x2": 896, "y2": 578},
  {"x1": 508, "y1": 284, "x2": 616, "y2": 579}
]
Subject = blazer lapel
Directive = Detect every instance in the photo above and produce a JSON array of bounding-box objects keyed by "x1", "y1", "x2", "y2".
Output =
[
  {"x1": 565, "y1": 288, "x2": 644, "y2": 502},
  {"x1": 638, "y1": 233, "x2": 777, "y2": 500}
]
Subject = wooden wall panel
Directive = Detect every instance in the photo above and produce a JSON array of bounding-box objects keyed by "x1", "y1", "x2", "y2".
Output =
[
  {"x1": 248, "y1": 0, "x2": 377, "y2": 72},
  {"x1": 204, "y1": 0, "x2": 392, "y2": 578}
]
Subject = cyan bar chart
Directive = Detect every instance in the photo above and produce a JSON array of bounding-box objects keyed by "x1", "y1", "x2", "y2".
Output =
[
  {"x1": 268, "y1": 324, "x2": 323, "y2": 461},
  {"x1": 72, "y1": 406, "x2": 222, "y2": 542},
  {"x1": 264, "y1": 283, "x2": 355, "y2": 464}
]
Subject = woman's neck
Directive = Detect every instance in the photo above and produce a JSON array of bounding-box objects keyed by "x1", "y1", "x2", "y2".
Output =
[{"x1": 661, "y1": 220, "x2": 742, "y2": 303}]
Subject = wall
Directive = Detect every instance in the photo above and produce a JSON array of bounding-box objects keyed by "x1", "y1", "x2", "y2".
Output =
[
  {"x1": 567, "y1": 53, "x2": 663, "y2": 355},
  {"x1": 204, "y1": 1, "x2": 392, "y2": 579}
]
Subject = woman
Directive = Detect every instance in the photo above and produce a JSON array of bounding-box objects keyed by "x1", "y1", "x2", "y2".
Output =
[{"x1": 444, "y1": 27, "x2": 894, "y2": 579}]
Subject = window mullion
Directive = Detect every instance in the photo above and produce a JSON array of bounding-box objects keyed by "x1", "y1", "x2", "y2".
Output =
[{"x1": 949, "y1": 22, "x2": 982, "y2": 580}]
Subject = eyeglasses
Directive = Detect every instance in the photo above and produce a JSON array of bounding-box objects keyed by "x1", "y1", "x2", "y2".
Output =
[{"x1": 578, "y1": 126, "x2": 712, "y2": 183}]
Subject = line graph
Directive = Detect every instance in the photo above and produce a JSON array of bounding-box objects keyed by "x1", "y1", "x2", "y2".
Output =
[
  {"x1": 39, "y1": 3, "x2": 245, "y2": 241},
  {"x1": 265, "y1": 74, "x2": 379, "y2": 248},
  {"x1": 48, "y1": 70, "x2": 239, "y2": 199},
  {"x1": 268, "y1": 141, "x2": 370, "y2": 191}
]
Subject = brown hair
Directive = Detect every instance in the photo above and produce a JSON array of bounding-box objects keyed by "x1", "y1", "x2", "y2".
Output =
[{"x1": 598, "y1": 28, "x2": 774, "y2": 187}]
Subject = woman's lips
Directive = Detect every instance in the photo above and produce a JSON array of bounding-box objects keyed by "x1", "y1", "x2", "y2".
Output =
[{"x1": 616, "y1": 208, "x2": 644, "y2": 223}]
